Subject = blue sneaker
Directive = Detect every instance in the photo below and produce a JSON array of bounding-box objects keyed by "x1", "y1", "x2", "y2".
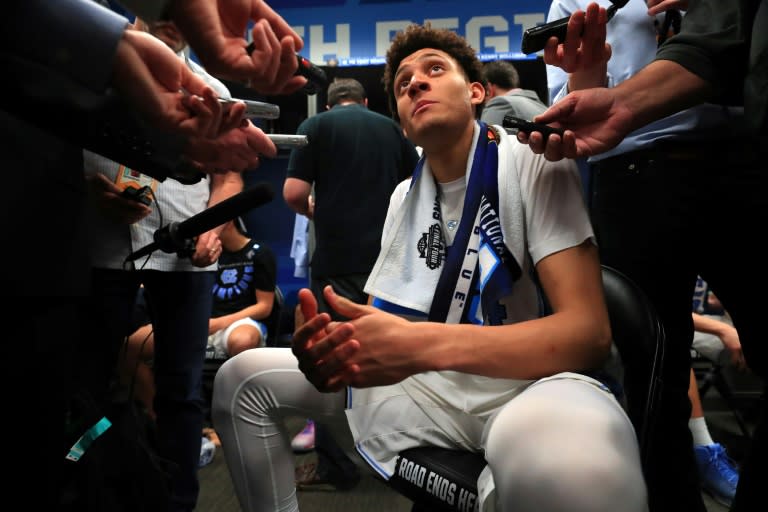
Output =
[{"x1": 694, "y1": 443, "x2": 739, "y2": 507}]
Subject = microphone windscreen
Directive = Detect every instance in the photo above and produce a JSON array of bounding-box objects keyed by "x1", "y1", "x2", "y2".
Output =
[{"x1": 176, "y1": 183, "x2": 274, "y2": 240}]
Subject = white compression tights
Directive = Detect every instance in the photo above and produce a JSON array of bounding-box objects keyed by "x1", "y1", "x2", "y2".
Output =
[{"x1": 212, "y1": 347, "x2": 647, "y2": 512}]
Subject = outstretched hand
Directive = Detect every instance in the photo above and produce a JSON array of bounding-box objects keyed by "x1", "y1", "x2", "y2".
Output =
[
  {"x1": 85, "y1": 173, "x2": 152, "y2": 224},
  {"x1": 521, "y1": 2, "x2": 623, "y2": 161},
  {"x1": 543, "y1": 2, "x2": 611, "y2": 84},
  {"x1": 184, "y1": 120, "x2": 275, "y2": 173},
  {"x1": 517, "y1": 86, "x2": 632, "y2": 161},
  {"x1": 112, "y1": 29, "x2": 222, "y2": 137},
  {"x1": 170, "y1": 0, "x2": 307, "y2": 95}
]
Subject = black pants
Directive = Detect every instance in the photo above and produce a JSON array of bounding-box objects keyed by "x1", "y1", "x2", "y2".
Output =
[
  {"x1": 590, "y1": 144, "x2": 767, "y2": 512},
  {"x1": 309, "y1": 273, "x2": 366, "y2": 483},
  {"x1": 315, "y1": 422, "x2": 360, "y2": 483},
  {"x1": 9, "y1": 299, "x2": 86, "y2": 510}
]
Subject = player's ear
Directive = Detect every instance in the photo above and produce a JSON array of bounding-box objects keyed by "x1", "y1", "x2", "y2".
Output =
[{"x1": 469, "y1": 81, "x2": 485, "y2": 106}]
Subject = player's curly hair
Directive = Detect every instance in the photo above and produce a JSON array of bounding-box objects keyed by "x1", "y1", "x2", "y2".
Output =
[{"x1": 382, "y1": 23, "x2": 484, "y2": 121}]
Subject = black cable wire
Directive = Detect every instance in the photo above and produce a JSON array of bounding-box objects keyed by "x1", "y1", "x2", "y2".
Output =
[
  {"x1": 656, "y1": 9, "x2": 682, "y2": 47},
  {"x1": 118, "y1": 323, "x2": 154, "y2": 409}
]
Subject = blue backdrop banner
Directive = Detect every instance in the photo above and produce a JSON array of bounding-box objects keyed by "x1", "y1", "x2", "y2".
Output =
[{"x1": 270, "y1": 0, "x2": 552, "y2": 65}]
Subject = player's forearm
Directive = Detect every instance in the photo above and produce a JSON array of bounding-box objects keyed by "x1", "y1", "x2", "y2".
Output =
[{"x1": 416, "y1": 313, "x2": 611, "y2": 380}]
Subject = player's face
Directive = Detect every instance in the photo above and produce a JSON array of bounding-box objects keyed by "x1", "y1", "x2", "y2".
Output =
[{"x1": 393, "y1": 48, "x2": 484, "y2": 145}]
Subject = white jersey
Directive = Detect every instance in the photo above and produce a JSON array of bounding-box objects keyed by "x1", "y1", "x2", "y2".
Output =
[{"x1": 349, "y1": 125, "x2": 595, "y2": 477}]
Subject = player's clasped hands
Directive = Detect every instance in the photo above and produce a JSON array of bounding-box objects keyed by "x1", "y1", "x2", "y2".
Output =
[{"x1": 292, "y1": 286, "x2": 425, "y2": 391}]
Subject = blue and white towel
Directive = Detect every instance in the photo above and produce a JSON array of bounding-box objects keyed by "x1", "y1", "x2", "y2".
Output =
[{"x1": 365, "y1": 122, "x2": 526, "y2": 324}]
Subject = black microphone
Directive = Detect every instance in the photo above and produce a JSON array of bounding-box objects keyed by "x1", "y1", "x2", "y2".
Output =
[
  {"x1": 244, "y1": 43, "x2": 327, "y2": 95},
  {"x1": 126, "y1": 182, "x2": 274, "y2": 262}
]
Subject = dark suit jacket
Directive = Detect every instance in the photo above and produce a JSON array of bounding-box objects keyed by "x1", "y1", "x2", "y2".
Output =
[{"x1": 0, "y1": 52, "x2": 204, "y2": 185}]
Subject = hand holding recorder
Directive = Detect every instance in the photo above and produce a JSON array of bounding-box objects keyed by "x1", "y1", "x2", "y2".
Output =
[
  {"x1": 503, "y1": 115, "x2": 565, "y2": 138},
  {"x1": 169, "y1": 0, "x2": 306, "y2": 95},
  {"x1": 244, "y1": 44, "x2": 329, "y2": 95},
  {"x1": 521, "y1": 0, "x2": 628, "y2": 54}
]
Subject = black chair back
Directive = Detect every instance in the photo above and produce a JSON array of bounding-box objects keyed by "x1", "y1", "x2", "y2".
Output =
[
  {"x1": 264, "y1": 285, "x2": 285, "y2": 346},
  {"x1": 601, "y1": 266, "x2": 665, "y2": 463}
]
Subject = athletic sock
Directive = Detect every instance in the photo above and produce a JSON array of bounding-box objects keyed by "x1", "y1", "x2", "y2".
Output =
[{"x1": 689, "y1": 416, "x2": 715, "y2": 446}]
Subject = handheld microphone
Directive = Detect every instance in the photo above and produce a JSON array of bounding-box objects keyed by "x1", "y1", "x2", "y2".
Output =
[{"x1": 125, "y1": 182, "x2": 274, "y2": 262}]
